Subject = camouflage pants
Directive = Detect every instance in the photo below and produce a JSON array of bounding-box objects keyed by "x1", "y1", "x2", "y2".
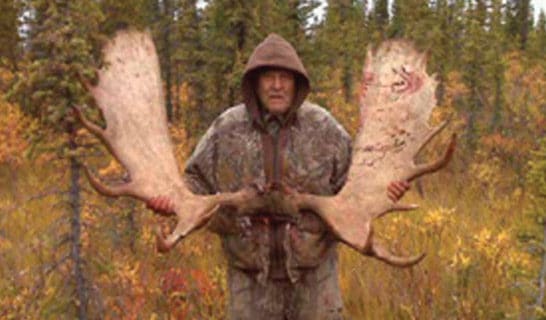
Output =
[{"x1": 227, "y1": 257, "x2": 344, "y2": 320}]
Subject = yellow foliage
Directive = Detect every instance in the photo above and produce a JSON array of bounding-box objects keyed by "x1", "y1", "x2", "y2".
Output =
[
  {"x1": 422, "y1": 206, "x2": 454, "y2": 233},
  {"x1": 98, "y1": 158, "x2": 125, "y2": 177},
  {"x1": 169, "y1": 123, "x2": 192, "y2": 163},
  {"x1": 177, "y1": 81, "x2": 191, "y2": 107},
  {"x1": 0, "y1": 236, "x2": 13, "y2": 251},
  {"x1": 0, "y1": 96, "x2": 29, "y2": 165},
  {"x1": 504, "y1": 51, "x2": 546, "y2": 133},
  {"x1": 443, "y1": 70, "x2": 470, "y2": 107}
]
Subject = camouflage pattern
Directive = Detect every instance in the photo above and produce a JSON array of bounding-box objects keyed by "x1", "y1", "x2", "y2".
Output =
[
  {"x1": 227, "y1": 254, "x2": 344, "y2": 320},
  {"x1": 184, "y1": 101, "x2": 351, "y2": 319},
  {"x1": 183, "y1": 32, "x2": 351, "y2": 319}
]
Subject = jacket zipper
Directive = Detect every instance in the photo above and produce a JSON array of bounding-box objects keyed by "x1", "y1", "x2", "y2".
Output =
[
  {"x1": 270, "y1": 125, "x2": 287, "y2": 278},
  {"x1": 272, "y1": 130, "x2": 280, "y2": 188}
]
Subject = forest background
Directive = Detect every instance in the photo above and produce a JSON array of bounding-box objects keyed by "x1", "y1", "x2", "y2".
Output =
[{"x1": 1, "y1": 0, "x2": 546, "y2": 319}]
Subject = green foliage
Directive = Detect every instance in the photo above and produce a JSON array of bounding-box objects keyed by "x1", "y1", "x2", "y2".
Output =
[
  {"x1": 0, "y1": 0, "x2": 22, "y2": 71},
  {"x1": 98, "y1": 0, "x2": 149, "y2": 35},
  {"x1": 528, "y1": 10, "x2": 546, "y2": 59},
  {"x1": 388, "y1": 0, "x2": 433, "y2": 46},
  {"x1": 11, "y1": 0, "x2": 103, "y2": 131},
  {"x1": 506, "y1": 0, "x2": 533, "y2": 50},
  {"x1": 527, "y1": 137, "x2": 546, "y2": 219},
  {"x1": 371, "y1": 0, "x2": 389, "y2": 40}
]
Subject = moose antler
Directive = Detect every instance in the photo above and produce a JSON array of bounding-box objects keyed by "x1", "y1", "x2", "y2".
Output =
[
  {"x1": 76, "y1": 30, "x2": 255, "y2": 252},
  {"x1": 285, "y1": 40, "x2": 456, "y2": 267},
  {"x1": 80, "y1": 31, "x2": 453, "y2": 266}
]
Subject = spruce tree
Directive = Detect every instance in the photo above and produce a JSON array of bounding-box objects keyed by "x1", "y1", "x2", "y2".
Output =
[
  {"x1": 486, "y1": 0, "x2": 508, "y2": 133},
  {"x1": 98, "y1": 0, "x2": 149, "y2": 35},
  {"x1": 0, "y1": 0, "x2": 22, "y2": 71},
  {"x1": 426, "y1": 0, "x2": 465, "y2": 104},
  {"x1": 174, "y1": 0, "x2": 206, "y2": 135},
  {"x1": 197, "y1": 0, "x2": 254, "y2": 129},
  {"x1": 313, "y1": 0, "x2": 367, "y2": 103},
  {"x1": 371, "y1": 0, "x2": 389, "y2": 41},
  {"x1": 10, "y1": 0, "x2": 103, "y2": 317},
  {"x1": 528, "y1": 10, "x2": 546, "y2": 60},
  {"x1": 460, "y1": 0, "x2": 489, "y2": 149},
  {"x1": 506, "y1": 0, "x2": 533, "y2": 50}
]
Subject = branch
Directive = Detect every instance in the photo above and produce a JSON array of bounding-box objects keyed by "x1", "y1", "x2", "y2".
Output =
[
  {"x1": 42, "y1": 253, "x2": 71, "y2": 275},
  {"x1": 23, "y1": 253, "x2": 71, "y2": 313},
  {"x1": 474, "y1": 87, "x2": 491, "y2": 110},
  {"x1": 2, "y1": 188, "x2": 67, "y2": 215}
]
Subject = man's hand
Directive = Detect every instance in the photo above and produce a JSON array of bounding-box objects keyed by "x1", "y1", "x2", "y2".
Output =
[
  {"x1": 146, "y1": 196, "x2": 175, "y2": 217},
  {"x1": 387, "y1": 181, "x2": 410, "y2": 202}
]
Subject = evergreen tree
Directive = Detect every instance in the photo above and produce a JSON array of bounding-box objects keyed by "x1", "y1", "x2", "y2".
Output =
[
  {"x1": 98, "y1": 0, "x2": 149, "y2": 34},
  {"x1": 460, "y1": 0, "x2": 489, "y2": 149},
  {"x1": 426, "y1": 0, "x2": 465, "y2": 104},
  {"x1": 371, "y1": 0, "x2": 389, "y2": 41},
  {"x1": 196, "y1": 0, "x2": 255, "y2": 130},
  {"x1": 506, "y1": 0, "x2": 533, "y2": 50},
  {"x1": 387, "y1": 0, "x2": 433, "y2": 47},
  {"x1": 313, "y1": 0, "x2": 367, "y2": 103},
  {"x1": 389, "y1": 0, "x2": 403, "y2": 37},
  {"x1": 538, "y1": 11, "x2": 546, "y2": 54},
  {"x1": 10, "y1": 0, "x2": 103, "y2": 317},
  {"x1": 0, "y1": 0, "x2": 22, "y2": 71},
  {"x1": 528, "y1": 10, "x2": 546, "y2": 59},
  {"x1": 174, "y1": 0, "x2": 206, "y2": 135},
  {"x1": 486, "y1": 0, "x2": 508, "y2": 132},
  {"x1": 147, "y1": 0, "x2": 177, "y2": 122}
]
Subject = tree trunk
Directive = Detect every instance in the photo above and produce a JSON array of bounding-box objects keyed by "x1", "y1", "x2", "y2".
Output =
[
  {"x1": 519, "y1": 0, "x2": 530, "y2": 50},
  {"x1": 173, "y1": 61, "x2": 180, "y2": 121},
  {"x1": 68, "y1": 125, "x2": 87, "y2": 319}
]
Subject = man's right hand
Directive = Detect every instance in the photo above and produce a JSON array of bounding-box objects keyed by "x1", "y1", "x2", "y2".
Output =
[{"x1": 146, "y1": 196, "x2": 175, "y2": 217}]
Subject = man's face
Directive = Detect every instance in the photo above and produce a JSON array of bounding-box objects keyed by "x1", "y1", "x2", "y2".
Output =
[{"x1": 257, "y1": 68, "x2": 296, "y2": 115}]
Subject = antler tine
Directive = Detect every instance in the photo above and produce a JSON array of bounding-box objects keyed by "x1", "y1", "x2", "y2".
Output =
[
  {"x1": 367, "y1": 239, "x2": 426, "y2": 267},
  {"x1": 73, "y1": 106, "x2": 107, "y2": 145},
  {"x1": 153, "y1": 187, "x2": 260, "y2": 253},
  {"x1": 414, "y1": 119, "x2": 450, "y2": 157},
  {"x1": 74, "y1": 105, "x2": 141, "y2": 199},
  {"x1": 73, "y1": 105, "x2": 131, "y2": 173},
  {"x1": 154, "y1": 202, "x2": 221, "y2": 253},
  {"x1": 409, "y1": 133, "x2": 457, "y2": 182},
  {"x1": 375, "y1": 203, "x2": 420, "y2": 220},
  {"x1": 155, "y1": 227, "x2": 171, "y2": 253},
  {"x1": 83, "y1": 166, "x2": 133, "y2": 198}
]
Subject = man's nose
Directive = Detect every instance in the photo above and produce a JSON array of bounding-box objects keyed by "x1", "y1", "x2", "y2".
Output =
[{"x1": 272, "y1": 74, "x2": 283, "y2": 89}]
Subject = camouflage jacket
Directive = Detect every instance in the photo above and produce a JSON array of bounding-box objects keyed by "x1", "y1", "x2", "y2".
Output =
[
  {"x1": 184, "y1": 101, "x2": 351, "y2": 283},
  {"x1": 184, "y1": 34, "x2": 351, "y2": 283}
]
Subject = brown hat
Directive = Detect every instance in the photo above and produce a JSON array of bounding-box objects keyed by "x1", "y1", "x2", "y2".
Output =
[{"x1": 242, "y1": 34, "x2": 310, "y2": 129}]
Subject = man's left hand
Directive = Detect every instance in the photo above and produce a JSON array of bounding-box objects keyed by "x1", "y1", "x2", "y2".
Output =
[{"x1": 387, "y1": 180, "x2": 410, "y2": 202}]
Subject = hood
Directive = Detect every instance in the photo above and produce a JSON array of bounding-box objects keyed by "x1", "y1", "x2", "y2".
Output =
[{"x1": 242, "y1": 33, "x2": 310, "y2": 129}]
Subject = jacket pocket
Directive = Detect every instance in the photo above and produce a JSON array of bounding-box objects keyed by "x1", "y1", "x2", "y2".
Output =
[{"x1": 223, "y1": 223, "x2": 270, "y2": 272}]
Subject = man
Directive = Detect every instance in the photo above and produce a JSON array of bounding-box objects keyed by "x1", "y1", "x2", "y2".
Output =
[{"x1": 148, "y1": 34, "x2": 409, "y2": 319}]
